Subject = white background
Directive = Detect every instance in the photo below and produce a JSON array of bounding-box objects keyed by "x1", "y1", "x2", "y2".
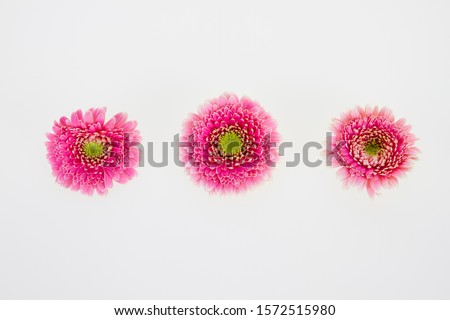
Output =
[{"x1": 0, "y1": 0, "x2": 449, "y2": 299}]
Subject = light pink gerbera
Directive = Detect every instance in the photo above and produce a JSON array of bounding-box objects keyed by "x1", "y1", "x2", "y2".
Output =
[
  {"x1": 181, "y1": 93, "x2": 280, "y2": 193},
  {"x1": 329, "y1": 106, "x2": 418, "y2": 197},
  {"x1": 46, "y1": 107, "x2": 141, "y2": 195}
]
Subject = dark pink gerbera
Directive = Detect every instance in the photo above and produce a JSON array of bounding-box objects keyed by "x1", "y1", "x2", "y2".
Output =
[
  {"x1": 329, "y1": 106, "x2": 418, "y2": 197},
  {"x1": 46, "y1": 107, "x2": 141, "y2": 195},
  {"x1": 181, "y1": 93, "x2": 280, "y2": 193}
]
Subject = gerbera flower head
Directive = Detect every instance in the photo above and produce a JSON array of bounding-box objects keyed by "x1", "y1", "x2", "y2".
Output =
[
  {"x1": 329, "y1": 106, "x2": 418, "y2": 197},
  {"x1": 181, "y1": 93, "x2": 280, "y2": 193},
  {"x1": 46, "y1": 107, "x2": 141, "y2": 195}
]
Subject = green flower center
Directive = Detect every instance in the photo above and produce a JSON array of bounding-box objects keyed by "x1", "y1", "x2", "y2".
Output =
[
  {"x1": 219, "y1": 132, "x2": 243, "y2": 156},
  {"x1": 83, "y1": 141, "x2": 104, "y2": 158},
  {"x1": 364, "y1": 140, "x2": 382, "y2": 156}
]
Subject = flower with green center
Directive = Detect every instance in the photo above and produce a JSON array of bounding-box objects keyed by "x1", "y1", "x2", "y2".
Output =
[
  {"x1": 83, "y1": 141, "x2": 104, "y2": 158},
  {"x1": 329, "y1": 105, "x2": 418, "y2": 197},
  {"x1": 46, "y1": 107, "x2": 142, "y2": 196},
  {"x1": 364, "y1": 140, "x2": 382, "y2": 156},
  {"x1": 181, "y1": 93, "x2": 280, "y2": 194},
  {"x1": 219, "y1": 131, "x2": 243, "y2": 156}
]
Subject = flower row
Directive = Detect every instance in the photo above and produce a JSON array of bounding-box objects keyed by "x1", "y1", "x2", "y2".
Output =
[{"x1": 46, "y1": 93, "x2": 418, "y2": 197}]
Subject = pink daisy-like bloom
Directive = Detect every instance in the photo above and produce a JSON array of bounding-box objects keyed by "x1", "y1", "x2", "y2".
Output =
[
  {"x1": 329, "y1": 106, "x2": 418, "y2": 197},
  {"x1": 181, "y1": 93, "x2": 280, "y2": 193},
  {"x1": 46, "y1": 107, "x2": 141, "y2": 195}
]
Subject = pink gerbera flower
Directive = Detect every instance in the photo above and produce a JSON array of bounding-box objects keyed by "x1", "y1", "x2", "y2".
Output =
[
  {"x1": 181, "y1": 93, "x2": 280, "y2": 193},
  {"x1": 329, "y1": 106, "x2": 418, "y2": 197},
  {"x1": 46, "y1": 107, "x2": 141, "y2": 195}
]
